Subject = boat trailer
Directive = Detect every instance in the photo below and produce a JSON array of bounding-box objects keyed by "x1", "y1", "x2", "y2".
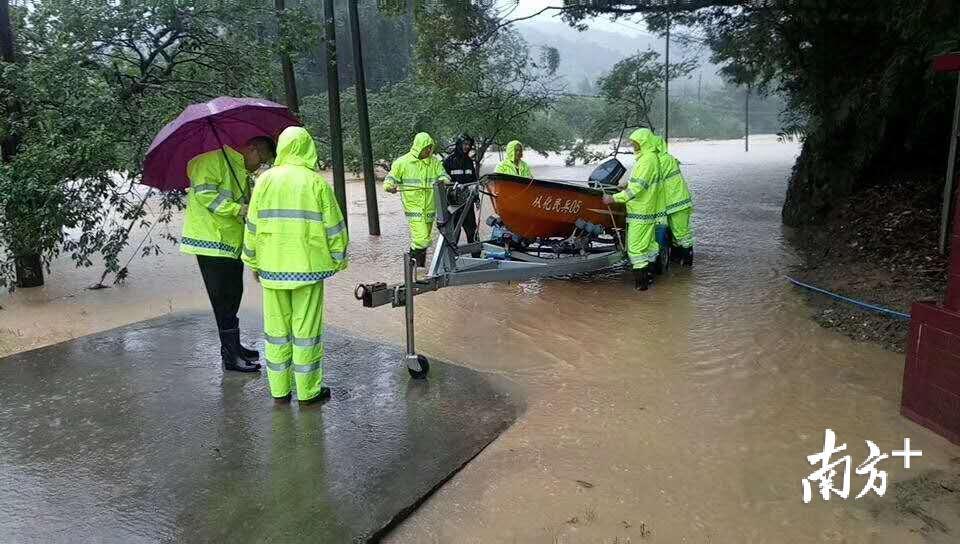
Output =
[{"x1": 355, "y1": 179, "x2": 636, "y2": 379}]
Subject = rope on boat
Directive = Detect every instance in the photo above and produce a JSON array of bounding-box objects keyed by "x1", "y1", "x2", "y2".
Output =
[
  {"x1": 785, "y1": 276, "x2": 911, "y2": 321},
  {"x1": 604, "y1": 202, "x2": 623, "y2": 249}
]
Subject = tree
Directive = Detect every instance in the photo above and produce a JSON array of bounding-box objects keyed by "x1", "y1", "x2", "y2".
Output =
[
  {"x1": 296, "y1": 0, "x2": 568, "y2": 173},
  {"x1": 437, "y1": 30, "x2": 565, "y2": 166},
  {"x1": 0, "y1": 0, "x2": 316, "y2": 289},
  {"x1": 294, "y1": 0, "x2": 415, "y2": 96},
  {"x1": 596, "y1": 49, "x2": 695, "y2": 136},
  {"x1": 545, "y1": 1, "x2": 960, "y2": 225},
  {"x1": 399, "y1": 0, "x2": 567, "y2": 165}
]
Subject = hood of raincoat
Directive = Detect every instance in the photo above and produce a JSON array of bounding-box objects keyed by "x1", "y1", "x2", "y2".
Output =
[
  {"x1": 629, "y1": 128, "x2": 659, "y2": 155},
  {"x1": 409, "y1": 132, "x2": 435, "y2": 159},
  {"x1": 651, "y1": 133, "x2": 668, "y2": 154},
  {"x1": 505, "y1": 140, "x2": 523, "y2": 163},
  {"x1": 452, "y1": 134, "x2": 475, "y2": 158},
  {"x1": 274, "y1": 126, "x2": 318, "y2": 170}
]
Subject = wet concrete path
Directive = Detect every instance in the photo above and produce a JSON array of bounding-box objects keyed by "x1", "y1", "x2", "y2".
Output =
[{"x1": 0, "y1": 312, "x2": 521, "y2": 543}]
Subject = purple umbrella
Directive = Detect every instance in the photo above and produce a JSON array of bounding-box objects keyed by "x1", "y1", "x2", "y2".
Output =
[{"x1": 143, "y1": 96, "x2": 301, "y2": 191}]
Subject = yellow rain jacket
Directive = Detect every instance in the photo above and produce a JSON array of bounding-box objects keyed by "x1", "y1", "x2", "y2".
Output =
[
  {"x1": 241, "y1": 127, "x2": 349, "y2": 289},
  {"x1": 612, "y1": 128, "x2": 664, "y2": 269},
  {"x1": 180, "y1": 147, "x2": 249, "y2": 258},
  {"x1": 613, "y1": 129, "x2": 665, "y2": 224},
  {"x1": 383, "y1": 133, "x2": 450, "y2": 250},
  {"x1": 653, "y1": 136, "x2": 693, "y2": 216},
  {"x1": 495, "y1": 140, "x2": 533, "y2": 177}
]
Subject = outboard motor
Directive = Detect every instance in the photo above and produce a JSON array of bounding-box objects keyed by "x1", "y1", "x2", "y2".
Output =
[
  {"x1": 575, "y1": 218, "x2": 605, "y2": 237},
  {"x1": 588, "y1": 158, "x2": 627, "y2": 187}
]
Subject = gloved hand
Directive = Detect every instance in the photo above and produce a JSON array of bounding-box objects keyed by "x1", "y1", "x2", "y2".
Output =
[{"x1": 385, "y1": 185, "x2": 398, "y2": 194}]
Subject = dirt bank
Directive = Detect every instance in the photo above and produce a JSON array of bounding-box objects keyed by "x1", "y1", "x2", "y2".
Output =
[{"x1": 788, "y1": 175, "x2": 950, "y2": 352}]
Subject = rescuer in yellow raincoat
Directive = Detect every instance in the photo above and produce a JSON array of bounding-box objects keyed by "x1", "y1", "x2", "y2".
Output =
[
  {"x1": 383, "y1": 133, "x2": 451, "y2": 274},
  {"x1": 495, "y1": 140, "x2": 533, "y2": 178},
  {"x1": 242, "y1": 126, "x2": 349, "y2": 405},
  {"x1": 603, "y1": 128, "x2": 664, "y2": 290},
  {"x1": 653, "y1": 135, "x2": 695, "y2": 266},
  {"x1": 181, "y1": 136, "x2": 275, "y2": 372}
]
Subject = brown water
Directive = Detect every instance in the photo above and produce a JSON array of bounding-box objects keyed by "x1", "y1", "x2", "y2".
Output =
[{"x1": 3, "y1": 136, "x2": 958, "y2": 543}]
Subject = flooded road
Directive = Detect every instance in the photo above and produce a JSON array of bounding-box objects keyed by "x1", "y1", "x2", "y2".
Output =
[{"x1": 3, "y1": 136, "x2": 959, "y2": 542}]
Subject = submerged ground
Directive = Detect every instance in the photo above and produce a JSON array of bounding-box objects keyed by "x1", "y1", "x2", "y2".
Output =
[{"x1": 3, "y1": 136, "x2": 959, "y2": 542}]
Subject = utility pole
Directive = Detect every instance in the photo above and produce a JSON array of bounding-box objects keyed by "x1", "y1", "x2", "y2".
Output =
[
  {"x1": 324, "y1": 0, "x2": 348, "y2": 230},
  {"x1": 664, "y1": 12, "x2": 671, "y2": 148},
  {"x1": 698, "y1": 71, "x2": 702, "y2": 104},
  {"x1": 275, "y1": 0, "x2": 300, "y2": 115},
  {"x1": 745, "y1": 84, "x2": 751, "y2": 153},
  {"x1": 348, "y1": 0, "x2": 380, "y2": 235},
  {"x1": 0, "y1": 0, "x2": 12, "y2": 66}
]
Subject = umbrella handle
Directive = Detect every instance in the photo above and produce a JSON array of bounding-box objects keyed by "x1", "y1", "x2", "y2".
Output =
[{"x1": 207, "y1": 118, "x2": 248, "y2": 202}]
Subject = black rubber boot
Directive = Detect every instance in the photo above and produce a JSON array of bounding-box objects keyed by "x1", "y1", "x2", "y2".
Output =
[
  {"x1": 412, "y1": 248, "x2": 427, "y2": 268},
  {"x1": 298, "y1": 387, "x2": 331, "y2": 406},
  {"x1": 654, "y1": 253, "x2": 666, "y2": 275},
  {"x1": 681, "y1": 247, "x2": 694, "y2": 267},
  {"x1": 412, "y1": 248, "x2": 428, "y2": 280},
  {"x1": 634, "y1": 268, "x2": 651, "y2": 291},
  {"x1": 670, "y1": 246, "x2": 684, "y2": 264},
  {"x1": 219, "y1": 329, "x2": 260, "y2": 373},
  {"x1": 236, "y1": 326, "x2": 260, "y2": 363},
  {"x1": 239, "y1": 344, "x2": 260, "y2": 363}
]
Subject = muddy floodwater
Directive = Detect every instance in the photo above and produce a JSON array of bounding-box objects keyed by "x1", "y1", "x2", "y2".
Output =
[{"x1": 3, "y1": 136, "x2": 960, "y2": 543}]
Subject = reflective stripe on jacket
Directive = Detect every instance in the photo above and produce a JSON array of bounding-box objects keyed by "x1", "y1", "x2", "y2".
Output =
[
  {"x1": 443, "y1": 153, "x2": 478, "y2": 185},
  {"x1": 242, "y1": 127, "x2": 349, "y2": 289},
  {"x1": 180, "y1": 147, "x2": 248, "y2": 258}
]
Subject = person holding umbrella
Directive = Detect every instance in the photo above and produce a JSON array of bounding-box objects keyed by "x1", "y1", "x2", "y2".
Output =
[
  {"x1": 143, "y1": 97, "x2": 299, "y2": 373},
  {"x1": 181, "y1": 136, "x2": 275, "y2": 372}
]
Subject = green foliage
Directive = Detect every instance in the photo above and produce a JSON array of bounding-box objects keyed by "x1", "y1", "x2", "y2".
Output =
[
  {"x1": 294, "y1": 1, "x2": 415, "y2": 96},
  {"x1": 564, "y1": 140, "x2": 607, "y2": 167},
  {"x1": 301, "y1": 80, "x2": 445, "y2": 172},
  {"x1": 698, "y1": 0, "x2": 960, "y2": 224},
  {"x1": 561, "y1": 0, "x2": 960, "y2": 224},
  {"x1": 596, "y1": 49, "x2": 696, "y2": 135},
  {"x1": 553, "y1": 96, "x2": 607, "y2": 141},
  {"x1": 297, "y1": 0, "x2": 569, "y2": 171},
  {"x1": 0, "y1": 0, "x2": 315, "y2": 288},
  {"x1": 405, "y1": 1, "x2": 567, "y2": 161}
]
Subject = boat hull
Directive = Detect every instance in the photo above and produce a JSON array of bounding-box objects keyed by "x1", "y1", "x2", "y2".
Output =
[{"x1": 485, "y1": 173, "x2": 625, "y2": 239}]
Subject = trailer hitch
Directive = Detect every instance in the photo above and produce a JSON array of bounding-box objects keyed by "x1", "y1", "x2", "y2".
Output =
[{"x1": 354, "y1": 282, "x2": 387, "y2": 308}]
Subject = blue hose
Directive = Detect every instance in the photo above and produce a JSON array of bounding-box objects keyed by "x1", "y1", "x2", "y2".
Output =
[{"x1": 785, "y1": 276, "x2": 911, "y2": 321}]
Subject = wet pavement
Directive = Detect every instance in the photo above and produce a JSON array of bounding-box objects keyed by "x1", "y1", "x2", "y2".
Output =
[{"x1": 0, "y1": 311, "x2": 522, "y2": 543}]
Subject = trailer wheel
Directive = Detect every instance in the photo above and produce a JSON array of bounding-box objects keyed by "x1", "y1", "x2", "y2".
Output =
[{"x1": 407, "y1": 354, "x2": 430, "y2": 379}]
